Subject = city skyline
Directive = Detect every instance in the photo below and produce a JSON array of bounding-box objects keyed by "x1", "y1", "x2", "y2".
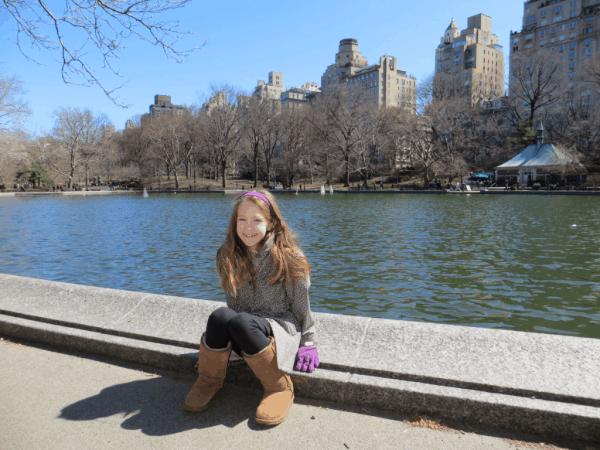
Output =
[{"x1": 1, "y1": 0, "x2": 525, "y2": 132}]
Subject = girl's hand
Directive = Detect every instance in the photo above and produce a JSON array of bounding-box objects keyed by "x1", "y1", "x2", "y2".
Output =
[{"x1": 295, "y1": 346, "x2": 319, "y2": 372}]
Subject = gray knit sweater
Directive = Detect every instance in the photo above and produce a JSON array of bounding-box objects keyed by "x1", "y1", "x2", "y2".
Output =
[{"x1": 218, "y1": 233, "x2": 317, "y2": 375}]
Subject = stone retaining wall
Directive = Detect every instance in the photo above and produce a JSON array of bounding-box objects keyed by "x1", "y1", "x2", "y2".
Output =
[{"x1": 0, "y1": 274, "x2": 598, "y2": 443}]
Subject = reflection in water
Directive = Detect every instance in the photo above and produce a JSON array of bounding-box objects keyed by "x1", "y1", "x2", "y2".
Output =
[{"x1": 0, "y1": 193, "x2": 599, "y2": 338}]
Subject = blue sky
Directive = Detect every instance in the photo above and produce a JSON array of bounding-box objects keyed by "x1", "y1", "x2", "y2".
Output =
[{"x1": 1, "y1": 0, "x2": 526, "y2": 133}]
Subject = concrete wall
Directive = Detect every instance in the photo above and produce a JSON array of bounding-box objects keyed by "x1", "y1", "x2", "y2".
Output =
[{"x1": 0, "y1": 274, "x2": 598, "y2": 443}]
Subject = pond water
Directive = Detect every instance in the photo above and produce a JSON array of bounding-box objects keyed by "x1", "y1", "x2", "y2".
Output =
[{"x1": 1, "y1": 193, "x2": 599, "y2": 339}]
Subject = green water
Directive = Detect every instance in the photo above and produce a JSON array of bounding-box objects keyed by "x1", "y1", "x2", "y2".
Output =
[{"x1": 1, "y1": 193, "x2": 599, "y2": 338}]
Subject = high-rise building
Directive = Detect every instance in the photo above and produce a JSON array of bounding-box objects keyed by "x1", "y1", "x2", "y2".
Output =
[
  {"x1": 434, "y1": 14, "x2": 505, "y2": 102},
  {"x1": 321, "y1": 39, "x2": 417, "y2": 109},
  {"x1": 201, "y1": 92, "x2": 228, "y2": 112},
  {"x1": 509, "y1": 0, "x2": 599, "y2": 104},
  {"x1": 254, "y1": 72, "x2": 285, "y2": 101},
  {"x1": 281, "y1": 82, "x2": 320, "y2": 109},
  {"x1": 149, "y1": 95, "x2": 185, "y2": 118}
]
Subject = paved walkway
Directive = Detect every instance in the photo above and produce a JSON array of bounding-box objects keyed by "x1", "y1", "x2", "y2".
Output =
[{"x1": 1, "y1": 338, "x2": 594, "y2": 450}]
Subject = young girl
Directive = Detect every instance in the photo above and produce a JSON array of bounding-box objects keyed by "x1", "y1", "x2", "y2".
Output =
[{"x1": 184, "y1": 190, "x2": 320, "y2": 425}]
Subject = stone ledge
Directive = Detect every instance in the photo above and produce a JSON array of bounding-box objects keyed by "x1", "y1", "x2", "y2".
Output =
[{"x1": 0, "y1": 273, "x2": 598, "y2": 443}]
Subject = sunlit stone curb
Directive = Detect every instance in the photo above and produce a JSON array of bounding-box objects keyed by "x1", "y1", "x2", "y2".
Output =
[{"x1": 0, "y1": 273, "x2": 598, "y2": 443}]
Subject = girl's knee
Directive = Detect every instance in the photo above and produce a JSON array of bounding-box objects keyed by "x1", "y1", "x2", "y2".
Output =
[
  {"x1": 209, "y1": 306, "x2": 235, "y2": 325},
  {"x1": 227, "y1": 313, "x2": 253, "y2": 333}
]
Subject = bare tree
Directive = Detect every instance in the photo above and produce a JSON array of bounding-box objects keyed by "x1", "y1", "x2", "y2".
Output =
[
  {"x1": 546, "y1": 86, "x2": 600, "y2": 158},
  {"x1": 308, "y1": 85, "x2": 375, "y2": 187},
  {"x1": 198, "y1": 84, "x2": 249, "y2": 188},
  {"x1": 43, "y1": 107, "x2": 110, "y2": 187},
  {"x1": 2, "y1": 0, "x2": 204, "y2": 106},
  {"x1": 508, "y1": 52, "x2": 563, "y2": 125},
  {"x1": 583, "y1": 58, "x2": 600, "y2": 93},
  {"x1": 260, "y1": 109, "x2": 283, "y2": 187},
  {"x1": 242, "y1": 98, "x2": 278, "y2": 188},
  {"x1": 145, "y1": 115, "x2": 188, "y2": 189},
  {"x1": 399, "y1": 114, "x2": 443, "y2": 187},
  {"x1": 0, "y1": 73, "x2": 32, "y2": 131},
  {"x1": 353, "y1": 106, "x2": 388, "y2": 186},
  {"x1": 279, "y1": 106, "x2": 310, "y2": 189}
]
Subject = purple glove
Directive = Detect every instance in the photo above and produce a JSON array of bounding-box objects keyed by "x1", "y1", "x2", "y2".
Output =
[{"x1": 295, "y1": 346, "x2": 320, "y2": 372}]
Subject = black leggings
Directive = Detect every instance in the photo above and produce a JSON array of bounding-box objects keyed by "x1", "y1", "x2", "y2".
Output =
[{"x1": 205, "y1": 306, "x2": 273, "y2": 357}]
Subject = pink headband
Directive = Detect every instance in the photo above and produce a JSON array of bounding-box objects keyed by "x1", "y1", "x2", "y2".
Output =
[{"x1": 238, "y1": 191, "x2": 273, "y2": 210}]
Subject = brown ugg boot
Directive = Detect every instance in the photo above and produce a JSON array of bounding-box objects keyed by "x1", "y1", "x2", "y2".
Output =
[
  {"x1": 242, "y1": 336, "x2": 294, "y2": 425},
  {"x1": 184, "y1": 332, "x2": 233, "y2": 412}
]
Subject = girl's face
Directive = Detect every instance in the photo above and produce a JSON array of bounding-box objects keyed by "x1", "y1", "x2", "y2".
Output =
[{"x1": 237, "y1": 200, "x2": 271, "y2": 252}]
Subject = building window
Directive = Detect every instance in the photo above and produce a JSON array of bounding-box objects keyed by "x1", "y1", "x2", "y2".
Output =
[
  {"x1": 554, "y1": 5, "x2": 563, "y2": 12},
  {"x1": 569, "y1": 51, "x2": 576, "y2": 57},
  {"x1": 583, "y1": 48, "x2": 594, "y2": 54},
  {"x1": 525, "y1": 33, "x2": 534, "y2": 39},
  {"x1": 551, "y1": 27, "x2": 556, "y2": 33},
  {"x1": 570, "y1": 42, "x2": 577, "y2": 48},
  {"x1": 584, "y1": 17, "x2": 593, "y2": 24},
  {"x1": 559, "y1": 24, "x2": 566, "y2": 30},
  {"x1": 525, "y1": 43, "x2": 533, "y2": 48},
  {"x1": 570, "y1": 21, "x2": 578, "y2": 28},
  {"x1": 551, "y1": 46, "x2": 555, "y2": 52},
  {"x1": 570, "y1": 11, "x2": 577, "y2": 17},
  {"x1": 583, "y1": 27, "x2": 594, "y2": 34},
  {"x1": 541, "y1": 20, "x2": 548, "y2": 25},
  {"x1": 554, "y1": 15, "x2": 563, "y2": 22},
  {"x1": 540, "y1": 30, "x2": 546, "y2": 36},
  {"x1": 542, "y1": 10, "x2": 548, "y2": 16},
  {"x1": 513, "y1": 37, "x2": 520, "y2": 43},
  {"x1": 569, "y1": 72, "x2": 575, "y2": 77},
  {"x1": 559, "y1": 44, "x2": 565, "y2": 51},
  {"x1": 560, "y1": 35, "x2": 565, "y2": 40},
  {"x1": 569, "y1": 62, "x2": 575, "y2": 68},
  {"x1": 527, "y1": 15, "x2": 536, "y2": 22},
  {"x1": 570, "y1": 1, "x2": 577, "y2": 5},
  {"x1": 583, "y1": 38, "x2": 593, "y2": 44}
]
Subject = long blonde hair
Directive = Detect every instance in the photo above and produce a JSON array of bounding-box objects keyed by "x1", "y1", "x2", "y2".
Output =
[{"x1": 216, "y1": 190, "x2": 311, "y2": 297}]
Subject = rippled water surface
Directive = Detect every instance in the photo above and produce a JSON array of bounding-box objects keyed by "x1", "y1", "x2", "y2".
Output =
[{"x1": 1, "y1": 193, "x2": 599, "y2": 338}]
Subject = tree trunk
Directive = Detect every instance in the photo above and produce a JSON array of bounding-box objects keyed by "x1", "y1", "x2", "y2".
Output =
[
  {"x1": 254, "y1": 151, "x2": 259, "y2": 188},
  {"x1": 423, "y1": 165, "x2": 431, "y2": 189},
  {"x1": 174, "y1": 167, "x2": 179, "y2": 190},
  {"x1": 344, "y1": 152, "x2": 350, "y2": 187},
  {"x1": 221, "y1": 160, "x2": 227, "y2": 188}
]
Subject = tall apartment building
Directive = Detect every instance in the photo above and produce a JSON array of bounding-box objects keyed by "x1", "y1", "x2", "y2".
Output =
[
  {"x1": 434, "y1": 14, "x2": 505, "y2": 102},
  {"x1": 281, "y1": 82, "x2": 320, "y2": 109},
  {"x1": 510, "y1": 0, "x2": 599, "y2": 103},
  {"x1": 254, "y1": 72, "x2": 285, "y2": 101},
  {"x1": 201, "y1": 92, "x2": 228, "y2": 112},
  {"x1": 321, "y1": 39, "x2": 417, "y2": 109},
  {"x1": 149, "y1": 95, "x2": 185, "y2": 118}
]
